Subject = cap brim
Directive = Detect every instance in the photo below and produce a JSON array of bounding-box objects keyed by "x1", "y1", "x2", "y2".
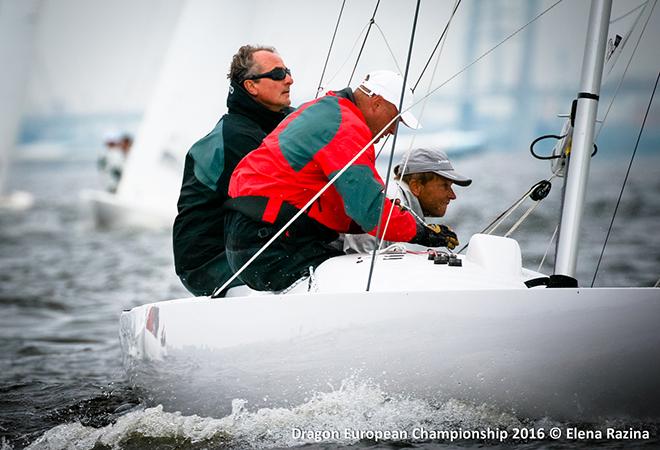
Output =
[
  {"x1": 401, "y1": 110, "x2": 421, "y2": 130},
  {"x1": 436, "y1": 170, "x2": 472, "y2": 186}
]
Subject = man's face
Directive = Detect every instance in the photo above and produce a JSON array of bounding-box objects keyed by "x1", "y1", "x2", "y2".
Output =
[
  {"x1": 364, "y1": 96, "x2": 400, "y2": 143},
  {"x1": 243, "y1": 51, "x2": 294, "y2": 112},
  {"x1": 410, "y1": 174, "x2": 456, "y2": 217}
]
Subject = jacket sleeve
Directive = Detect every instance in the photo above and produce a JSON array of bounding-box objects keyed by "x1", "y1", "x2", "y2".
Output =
[{"x1": 313, "y1": 122, "x2": 417, "y2": 243}]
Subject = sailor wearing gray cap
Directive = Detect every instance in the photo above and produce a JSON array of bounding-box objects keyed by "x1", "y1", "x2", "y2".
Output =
[
  {"x1": 344, "y1": 147, "x2": 471, "y2": 253},
  {"x1": 395, "y1": 147, "x2": 471, "y2": 186},
  {"x1": 393, "y1": 147, "x2": 471, "y2": 219}
]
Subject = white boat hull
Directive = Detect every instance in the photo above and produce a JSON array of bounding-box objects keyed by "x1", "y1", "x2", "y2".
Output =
[
  {"x1": 82, "y1": 189, "x2": 175, "y2": 229},
  {"x1": 120, "y1": 249, "x2": 660, "y2": 421}
]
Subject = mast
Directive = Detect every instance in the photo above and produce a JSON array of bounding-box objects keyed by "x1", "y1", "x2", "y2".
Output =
[{"x1": 554, "y1": 0, "x2": 612, "y2": 279}]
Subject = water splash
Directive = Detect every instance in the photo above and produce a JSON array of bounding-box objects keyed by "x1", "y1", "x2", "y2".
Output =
[{"x1": 26, "y1": 378, "x2": 526, "y2": 449}]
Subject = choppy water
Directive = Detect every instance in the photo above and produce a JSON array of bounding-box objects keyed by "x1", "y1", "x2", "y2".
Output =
[{"x1": 1, "y1": 151, "x2": 659, "y2": 449}]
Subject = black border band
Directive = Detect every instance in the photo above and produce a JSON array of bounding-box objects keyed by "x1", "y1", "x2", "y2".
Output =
[{"x1": 577, "y1": 92, "x2": 600, "y2": 101}]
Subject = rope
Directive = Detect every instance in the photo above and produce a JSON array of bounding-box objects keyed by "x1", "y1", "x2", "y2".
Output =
[
  {"x1": 538, "y1": 224, "x2": 558, "y2": 273},
  {"x1": 396, "y1": 0, "x2": 564, "y2": 123},
  {"x1": 212, "y1": 103, "x2": 401, "y2": 297},
  {"x1": 532, "y1": 1, "x2": 655, "y2": 278},
  {"x1": 413, "y1": 0, "x2": 462, "y2": 92},
  {"x1": 504, "y1": 201, "x2": 541, "y2": 237},
  {"x1": 377, "y1": 0, "x2": 562, "y2": 258},
  {"x1": 212, "y1": 0, "x2": 563, "y2": 296},
  {"x1": 485, "y1": 194, "x2": 531, "y2": 235},
  {"x1": 348, "y1": 0, "x2": 381, "y2": 85},
  {"x1": 373, "y1": 22, "x2": 403, "y2": 75},
  {"x1": 375, "y1": 0, "x2": 460, "y2": 255},
  {"x1": 325, "y1": 21, "x2": 371, "y2": 88},
  {"x1": 596, "y1": 0, "x2": 656, "y2": 139},
  {"x1": 591, "y1": 70, "x2": 659, "y2": 287},
  {"x1": 374, "y1": 134, "x2": 391, "y2": 159},
  {"x1": 315, "y1": 0, "x2": 346, "y2": 98},
  {"x1": 487, "y1": 177, "x2": 555, "y2": 235},
  {"x1": 366, "y1": 0, "x2": 421, "y2": 292},
  {"x1": 456, "y1": 174, "x2": 558, "y2": 254},
  {"x1": 610, "y1": 1, "x2": 648, "y2": 23}
]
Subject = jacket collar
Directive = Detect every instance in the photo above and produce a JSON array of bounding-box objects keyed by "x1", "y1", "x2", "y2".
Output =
[
  {"x1": 226, "y1": 79, "x2": 291, "y2": 131},
  {"x1": 333, "y1": 87, "x2": 356, "y2": 103},
  {"x1": 396, "y1": 180, "x2": 425, "y2": 219}
]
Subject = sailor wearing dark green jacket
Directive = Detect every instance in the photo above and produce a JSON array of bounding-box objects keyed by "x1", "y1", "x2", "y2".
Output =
[{"x1": 173, "y1": 45, "x2": 294, "y2": 297}]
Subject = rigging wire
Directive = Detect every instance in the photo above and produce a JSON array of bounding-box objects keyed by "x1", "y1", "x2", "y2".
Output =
[
  {"x1": 504, "y1": 202, "x2": 542, "y2": 238},
  {"x1": 487, "y1": 176, "x2": 556, "y2": 235},
  {"x1": 532, "y1": 1, "x2": 655, "y2": 277},
  {"x1": 212, "y1": 109, "x2": 401, "y2": 296},
  {"x1": 375, "y1": 0, "x2": 460, "y2": 254},
  {"x1": 374, "y1": 134, "x2": 391, "y2": 159},
  {"x1": 591, "y1": 70, "x2": 659, "y2": 288},
  {"x1": 325, "y1": 21, "x2": 371, "y2": 87},
  {"x1": 212, "y1": 0, "x2": 564, "y2": 296},
  {"x1": 373, "y1": 22, "x2": 404, "y2": 75},
  {"x1": 379, "y1": 0, "x2": 563, "y2": 257},
  {"x1": 366, "y1": 0, "x2": 421, "y2": 292},
  {"x1": 455, "y1": 174, "x2": 559, "y2": 254},
  {"x1": 596, "y1": 0, "x2": 656, "y2": 140},
  {"x1": 538, "y1": 225, "x2": 559, "y2": 273},
  {"x1": 413, "y1": 0, "x2": 462, "y2": 92},
  {"x1": 348, "y1": 0, "x2": 381, "y2": 85},
  {"x1": 315, "y1": 0, "x2": 347, "y2": 98},
  {"x1": 397, "y1": 0, "x2": 564, "y2": 122},
  {"x1": 610, "y1": 1, "x2": 648, "y2": 23},
  {"x1": 374, "y1": 0, "x2": 558, "y2": 261}
]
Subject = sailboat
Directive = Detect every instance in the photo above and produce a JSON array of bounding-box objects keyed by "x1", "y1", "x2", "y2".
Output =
[
  {"x1": 120, "y1": 0, "x2": 659, "y2": 422},
  {"x1": 84, "y1": 0, "x2": 257, "y2": 229},
  {"x1": 0, "y1": 0, "x2": 38, "y2": 211}
]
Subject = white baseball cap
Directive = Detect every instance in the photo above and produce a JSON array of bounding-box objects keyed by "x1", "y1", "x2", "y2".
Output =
[
  {"x1": 359, "y1": 70, "x2": 421, "y2": 129},
  {"x1": 103, "y1": 129, "x2": 122, "y2": 144}
]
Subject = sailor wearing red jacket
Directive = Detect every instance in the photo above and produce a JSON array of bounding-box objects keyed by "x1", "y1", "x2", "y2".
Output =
[{"x1": 224, "y1": 70, "x2": 458, "y2": 291}]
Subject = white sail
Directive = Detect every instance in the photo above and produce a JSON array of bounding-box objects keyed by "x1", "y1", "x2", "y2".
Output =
[
  {"x1": 0, "y1": 0, "x2": 39, "y2": 209},
  {"x1": 112, "y1": 0, "x2": 254, "y2": 226},
  {"x1": 105, "y1": 0, "x2": 345, "y2": 228}
]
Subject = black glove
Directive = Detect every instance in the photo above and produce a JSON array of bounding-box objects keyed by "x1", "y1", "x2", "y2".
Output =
[{"x1": 410, "y1": 223, "x2": 459, "y2": 249}]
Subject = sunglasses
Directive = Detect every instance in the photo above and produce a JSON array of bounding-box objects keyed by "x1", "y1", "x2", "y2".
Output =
[{"x1": 245, "y1": 67, "x2": 291, "y2": 81}]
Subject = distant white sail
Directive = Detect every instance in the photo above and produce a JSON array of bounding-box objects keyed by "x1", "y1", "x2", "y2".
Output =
[
  {"x1": 115, "y1": 0, "x2": 259, "y2": 225},
  {"x1": 106, "y1": 0, "x2": 357, "y2": 228},
  {"x1": 0, "y1": 0, "x2": 40, "y2": 203}
]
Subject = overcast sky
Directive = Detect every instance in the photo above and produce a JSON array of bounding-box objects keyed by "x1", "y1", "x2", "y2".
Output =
[{"x1": 16, "y1": 0, "x2": 660, "y2": 117}]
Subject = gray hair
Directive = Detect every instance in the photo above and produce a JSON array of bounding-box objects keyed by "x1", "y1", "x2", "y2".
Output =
[{"x1": 228, "y1": 44, "x2": 276, "y2": 83}]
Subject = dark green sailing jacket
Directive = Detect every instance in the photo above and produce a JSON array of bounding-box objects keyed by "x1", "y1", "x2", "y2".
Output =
[{"x1": 173, "y1": 80, "x2": 290, "y2": 296}]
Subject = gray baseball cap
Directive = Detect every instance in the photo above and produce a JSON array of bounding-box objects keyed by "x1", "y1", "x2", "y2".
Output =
[{"x1": 394, "y1": 147, "x2": 472, "y2": 186}]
